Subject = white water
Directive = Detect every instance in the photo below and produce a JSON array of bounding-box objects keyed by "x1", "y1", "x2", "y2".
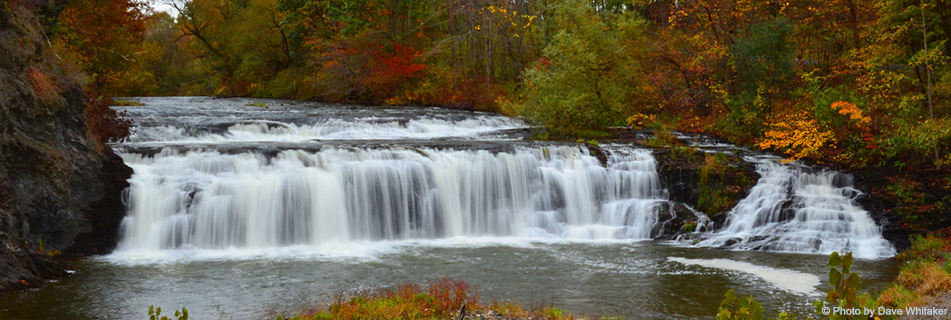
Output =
[
  {"x1": 113, "y1": 98, "x2": 895, "y2": 259},
  {"x1": 117, "y1": 146, "x2": 670, "y2": 251},
  {"x1": 128, "y1": 116, "x2": 527, "y2": 143},
  {"x1": 697, "y1": 156, "x2": 896, "y2": 259}
]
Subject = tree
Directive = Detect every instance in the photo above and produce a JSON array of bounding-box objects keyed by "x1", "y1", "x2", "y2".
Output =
[
  {"x1": 515, "y1": 0, "x2": 654, "y2": 136},
  {"x1": 54, "y1": 0, "x2": 154, "y2": 95}
]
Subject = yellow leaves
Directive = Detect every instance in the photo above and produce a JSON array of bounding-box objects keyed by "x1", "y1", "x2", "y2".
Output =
[
  {"x1": 523, "y1": 15, "x2": 536, "y2": 29},
  {"x1": 479, "y1": 5, "x2": 535, "y2": 31},
  {"x1": 831, "y1": 101, "x2": 871, "y2": 125},
  {"x1": 758, "y1": 110, "x2": 836, "y2": 160},
  {"x1": 626, "y1": 113, "x2": 655, "y2": 128}
]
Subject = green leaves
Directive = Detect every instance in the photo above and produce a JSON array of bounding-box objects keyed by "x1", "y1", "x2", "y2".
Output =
[
  {"x1": 514, "y1": 0, "x2": 651, "y2": 137},
  {"x1": 148, "y1": 305, "x2": 189, "y2": 320},
  {"x1": 828, "y1": 251, "x2": 842, "y2": 267},
  {"x1": 717, "y1": 289, "x2": 767, "y2": 320}
]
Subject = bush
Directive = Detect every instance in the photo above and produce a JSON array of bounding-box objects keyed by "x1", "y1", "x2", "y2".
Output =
[
  {"x1": 84, "y1": 94, "x2": 132, "y2": 144},
  {"x1": 283, "y1": 278, "x2": 479, "y2": 320},
  {"x1": 879, "y1": 234, "x2": 951, "y2": 308}
]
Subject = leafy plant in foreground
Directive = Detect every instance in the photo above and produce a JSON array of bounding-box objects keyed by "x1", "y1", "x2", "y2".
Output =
[{"x1": 148, "y1": 305, "x2": 188, "y2": 320}]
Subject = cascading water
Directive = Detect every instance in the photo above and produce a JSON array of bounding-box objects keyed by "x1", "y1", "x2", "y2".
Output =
[
  {"x1": 114, "y1": 98, "x2": 670, "y2": 251},
  {"x1": 112, "y1": 97, "x2": 894, "y2": 258},
  {"x1": 696, "y1": 156, "x2": 896, "y2": 259}
]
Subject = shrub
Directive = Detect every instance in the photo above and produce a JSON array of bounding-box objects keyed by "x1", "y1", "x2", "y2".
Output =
[
  {"x1": 84, "y1": 94, "x2": 132, "y2": 144},
  {"x1": 148, "y1": 306, "x2": 188, "y2": 320},
  {"x1": 285, "y1": 278, "x2": 479, "y2": 320}
]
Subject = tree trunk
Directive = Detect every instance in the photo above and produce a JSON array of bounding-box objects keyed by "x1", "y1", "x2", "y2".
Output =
[{"x1": 921, "y1": 0, "x2": 941, "y2": 168}]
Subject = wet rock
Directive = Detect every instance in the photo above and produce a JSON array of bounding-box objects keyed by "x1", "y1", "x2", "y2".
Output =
[
  {"x1": 584, "y1": 142, "x2": 608, "y2": 167},
  {"x1": 652, "y1": 201, "x2": 703, "y2": 239}
]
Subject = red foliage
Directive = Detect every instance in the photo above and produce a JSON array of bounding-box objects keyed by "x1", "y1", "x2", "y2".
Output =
[
  {"x1": 307, "y1": 278, "x2": 479, "y2": 319},
  {"x1": 380, "y1": 43, "x2": 427, "y2": 77},
  {"x1": 364, "y1": 42, "x2": 427, "y2": 100},
  {"x1": 427, "y1": 277, "x2": 479, "y2": 312},
  {"x1": 83, "y1": 94, "x2": 132, "y2": 144},
  {"x1": 536, "y1": 57, "x2": 550, "y2": 70}
]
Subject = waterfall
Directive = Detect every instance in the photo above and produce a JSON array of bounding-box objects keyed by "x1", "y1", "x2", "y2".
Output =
[
  {"x1": 117, "y1": 145, "x2": 669, "y2": 250},
  {"x1": 112, "y1": 98, "x2": 895, "y2": 258},
  {"x1": 697, "y1": 156, "x2": 896, "y2": 258}
]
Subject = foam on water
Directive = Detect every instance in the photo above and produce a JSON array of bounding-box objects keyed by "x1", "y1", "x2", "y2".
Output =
[{"x1": 668, "y1": 257, "x2": 820, "y2": 295}]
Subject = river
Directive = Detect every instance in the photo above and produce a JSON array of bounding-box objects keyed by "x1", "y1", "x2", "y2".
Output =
[{"x1": 0, "y1": 97, "x2": 899, "y2": 319}]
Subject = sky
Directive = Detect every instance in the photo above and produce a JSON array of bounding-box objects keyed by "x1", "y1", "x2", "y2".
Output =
[{"x1": 149, "y1": 1, "x2": 174, "y2": 14}]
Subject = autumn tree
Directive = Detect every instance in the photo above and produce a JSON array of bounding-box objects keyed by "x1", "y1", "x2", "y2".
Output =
[{"x1": 53, "y1": 0, "x2": 154, "y2": 95}]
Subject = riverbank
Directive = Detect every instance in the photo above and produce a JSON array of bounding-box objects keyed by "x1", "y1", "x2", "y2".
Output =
[
  {"x1": 271, "y1": 278, "x2": 583, "y2": 320},
  {"x1": 0, "y1": 3, "x2": 131, "y2": 292},
  {"x1": 877, "y1": 234, "x2": 951, "y2": 313}
]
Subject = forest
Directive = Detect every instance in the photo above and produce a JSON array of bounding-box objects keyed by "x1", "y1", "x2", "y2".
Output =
[{"x1": 34, "y1": 0, "x2": 950, "y2": 175}]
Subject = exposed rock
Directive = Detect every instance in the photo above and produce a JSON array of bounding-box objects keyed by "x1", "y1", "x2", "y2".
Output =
[
  {"x1": 0, "y1": 4, "x2": 131, "y2": 291},
  {"x1": 652, "y1": 201, "x2": 704, "y2": 239},
  {"x1": 650, "y1": 146, "x2": 758, "y2": 227}
]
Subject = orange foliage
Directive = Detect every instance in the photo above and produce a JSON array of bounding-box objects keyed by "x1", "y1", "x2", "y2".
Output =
[
  {"x1": 27, "y1": 67, "x2": 56, "y2": 102},
  {"x1": 831, "y1": 101, "x2": 877, "y2": 150},
  {"x1": 56, "y1": 0, "x2": 149, "y2": 94},
  {"x1": 758, "y1": 110, "x2": 836, "y2": 160},
  {"x1": 831, "y1": 101, "x2": 871, "y2": 125}
]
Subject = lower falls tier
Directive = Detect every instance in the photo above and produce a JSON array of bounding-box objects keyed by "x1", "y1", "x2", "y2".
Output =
[
  {"x1": 116, "y1": 145, "x2": 895, "y2": 258},
  {"x1": 118, "y1": 146, "x2": 669, "y2": 250}
]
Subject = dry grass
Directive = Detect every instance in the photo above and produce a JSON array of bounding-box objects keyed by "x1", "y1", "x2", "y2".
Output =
[
  {"x1": 878, "y1": 234, "x2": 951, "y2": 308},
  {"x1": 897, "y1": 261, "x2": 951, "y2": 297}
]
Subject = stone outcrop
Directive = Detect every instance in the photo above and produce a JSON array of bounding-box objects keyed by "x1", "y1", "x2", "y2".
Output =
[
  {"x1": 652, "y1": 146, "x2": 759, "y2": 228},
  {"x1": 0, "y1": 4, "x2": 131, "y2": 291}
]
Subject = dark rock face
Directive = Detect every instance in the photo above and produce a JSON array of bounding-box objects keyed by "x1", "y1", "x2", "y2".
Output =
[
  {"x1": 0, "y1": 5, "x2": 131, "y2": 291},
  {"x1": 851, "y1": 168, "x2": 919, "y2": 253},
  {"x1": 652, "y1": 146, "x2": 759, "y2": 227}
]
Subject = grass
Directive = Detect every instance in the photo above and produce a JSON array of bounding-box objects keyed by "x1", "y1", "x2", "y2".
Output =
[
  {"x1": 276, "y1": 278, "x2": 588, "y2": 320},
  {"x1": 877, "y1": 233, "x2": 951, "y2": 308},
  {"x1": 112, "y1": 99, "x2": 144, "y2": 106}
]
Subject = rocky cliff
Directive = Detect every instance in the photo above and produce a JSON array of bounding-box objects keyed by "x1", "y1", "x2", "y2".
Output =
[{"x1": 0, "y1": 4, "x2": 131, "y2": 291}]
